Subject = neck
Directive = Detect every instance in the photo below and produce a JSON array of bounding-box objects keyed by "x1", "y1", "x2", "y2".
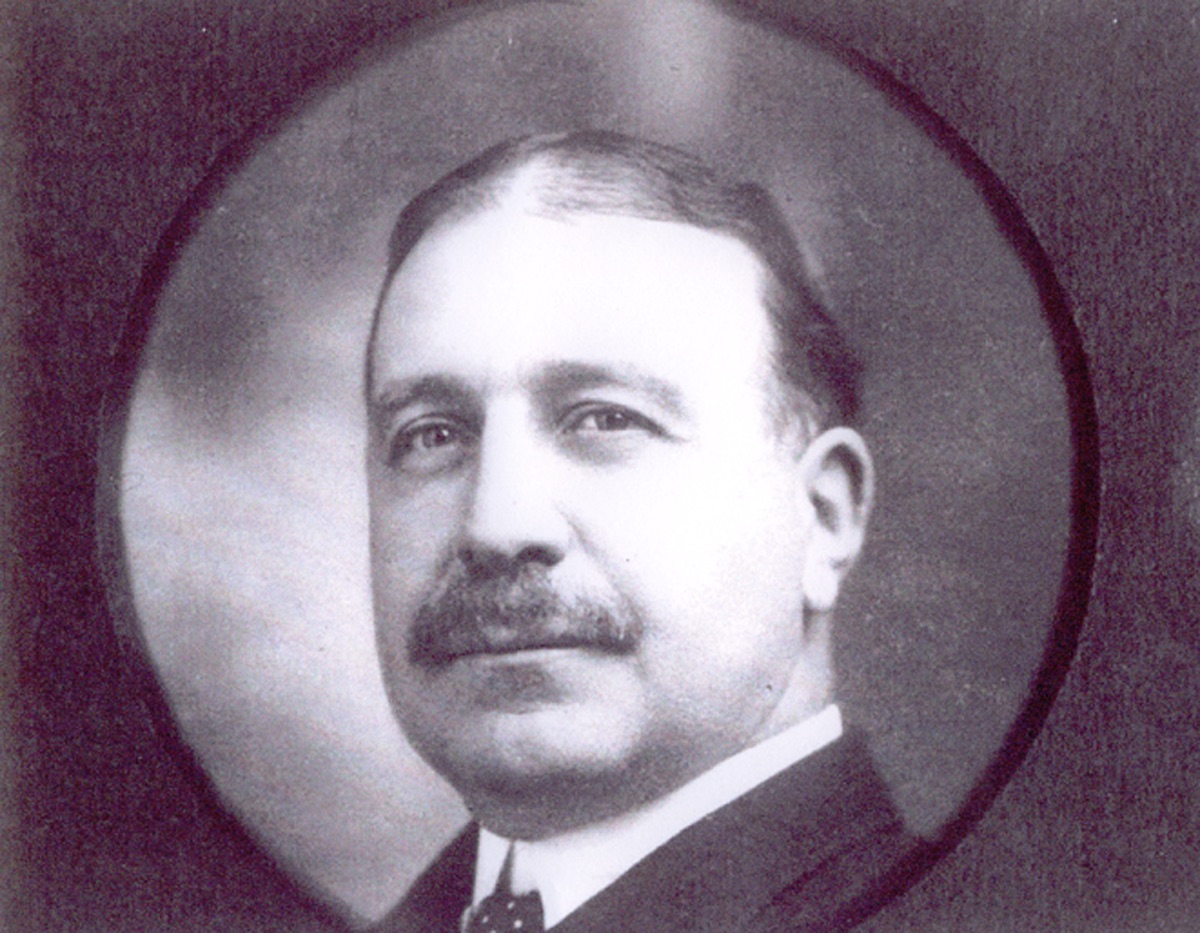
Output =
[
  {"x1": 470, "y1": 705, "x2": 845, "y2": 927},
  {"x1": 463, "y1": 696, "x2": 835, "y2": 840}
]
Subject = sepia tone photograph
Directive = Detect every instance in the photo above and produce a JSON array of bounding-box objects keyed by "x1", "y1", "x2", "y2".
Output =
[{"x1": 3, "y1": 1, "x2": 1198, "y2": 931}]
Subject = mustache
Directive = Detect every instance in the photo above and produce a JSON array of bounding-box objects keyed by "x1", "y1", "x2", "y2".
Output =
[{"x1": 408, "y1": 565, "x2": 640, "y2": 669}]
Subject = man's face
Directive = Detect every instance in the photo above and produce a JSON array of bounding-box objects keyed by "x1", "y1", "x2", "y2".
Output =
[{"x1": 367, "y1": 200, "x2": 845, "y2": 834}]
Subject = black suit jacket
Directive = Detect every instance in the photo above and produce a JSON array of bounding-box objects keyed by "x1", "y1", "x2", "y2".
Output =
[{"x1": 374, "y1": 731, "x2": 918, "y2": 932}]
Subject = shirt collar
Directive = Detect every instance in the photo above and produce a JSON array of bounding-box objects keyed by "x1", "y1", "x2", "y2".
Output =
[{"x1": 471, "y1": 704, "x2": 843, "y2": 929}]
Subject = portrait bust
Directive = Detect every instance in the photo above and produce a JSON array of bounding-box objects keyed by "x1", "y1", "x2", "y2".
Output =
[{"x1": 364, "y1": 130, "x2": 909, "y2": 930}]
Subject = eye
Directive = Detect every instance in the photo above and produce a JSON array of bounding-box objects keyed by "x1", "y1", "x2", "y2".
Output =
[
  {"x1": 388, "y1": 417, "x2": 475, "y2": 474},
  {"x1": 569, "y1": 407, "x2": 647, "y2": 433},
  {"x1": 561, "y1": 400, "x2": 667, "y2": 441}
]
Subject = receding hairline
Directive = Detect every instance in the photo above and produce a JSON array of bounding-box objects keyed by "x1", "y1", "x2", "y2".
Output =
[
  {"x1": 366, "y1": 131, "x2": 861, "y2": 429},
  {"x1": 398, "y1": 144, "x2": 737, "y2": 234},
  {"x1": 370, "y1": 219, "x2": 817, "y2": 458}
]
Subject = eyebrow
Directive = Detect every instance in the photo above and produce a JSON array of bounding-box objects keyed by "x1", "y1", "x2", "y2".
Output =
[
  {"x1": 369, "y1": 361, "x2": 690, "y2": 431},
  {"x1": 369, "y1": 375, "x2": 476, "y2": 434},
  {"x1": 533, "y1": 362, "x2": 688, "y2": 418}
]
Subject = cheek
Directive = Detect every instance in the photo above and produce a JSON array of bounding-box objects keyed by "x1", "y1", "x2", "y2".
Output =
[
  {"x1": 368, "y1": 478, "x2": 463, "y2": 616},
  {"x1": 370, "y1": 490, "x2": 459, "y2": 713},
  {"x1": 569, "y1": 455, "x2": 812, "y2": 704},
  {"x1": 571, "y1": 452, "x2": 807, "y2": 615}
]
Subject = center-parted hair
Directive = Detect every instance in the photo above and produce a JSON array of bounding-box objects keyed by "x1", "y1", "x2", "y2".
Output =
[{"x1": 367, "y1": 130, "x2": 861, "y2": 428}]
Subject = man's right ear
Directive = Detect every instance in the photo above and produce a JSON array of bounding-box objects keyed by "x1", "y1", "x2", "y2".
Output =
[{"x1": 796, "y1": 427, "x2": 874, "y2": 614}]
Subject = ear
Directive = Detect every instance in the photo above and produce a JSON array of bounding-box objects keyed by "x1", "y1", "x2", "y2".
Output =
[{"x1": 796, "y1": 427, "x2": 874, "y2": 614}]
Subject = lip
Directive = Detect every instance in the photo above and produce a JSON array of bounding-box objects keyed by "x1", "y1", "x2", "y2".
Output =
[
  {"x1": 443, "y1": 638, "x2": 611, "y2": 666},
  {"x1": 409, "y1": 608, "x2": 640, "y2": 670}
]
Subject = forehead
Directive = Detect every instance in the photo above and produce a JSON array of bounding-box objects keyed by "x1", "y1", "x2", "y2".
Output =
[{"x1": 371, "y1": 203, "x2": 776, "y2": 397}]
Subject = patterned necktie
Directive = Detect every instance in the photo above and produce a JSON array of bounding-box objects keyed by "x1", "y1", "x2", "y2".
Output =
[
  {"x1": 466, "y1": 889, "x2": 544, "y2": 933},
  {"x1": 467, "y1": 845, "x2": 545, "y2": 933}
]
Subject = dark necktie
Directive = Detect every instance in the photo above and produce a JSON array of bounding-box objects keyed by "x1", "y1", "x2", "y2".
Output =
[{"x1": 466, "y1": 846, "x2": 545, "y2": 933}]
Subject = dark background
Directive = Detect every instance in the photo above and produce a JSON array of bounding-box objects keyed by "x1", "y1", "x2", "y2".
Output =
[{"x1": 4, "y1": 1, "x2": 1199, "y2": 930}]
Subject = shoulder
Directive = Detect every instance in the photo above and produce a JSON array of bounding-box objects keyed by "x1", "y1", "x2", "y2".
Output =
[
  {"x1": 553, "y1": 730, "x2": 920, "y2": 933},
  {"x1": 753, "y1": 730, "x2": 921, "y2": 931},
  {"x1": 369, "y1": 825, "x2": 478, "y2": 933}
]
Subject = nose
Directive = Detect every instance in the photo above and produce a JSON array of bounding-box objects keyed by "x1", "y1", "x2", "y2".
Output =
[{"x1": 457, "y1": 415, "x2": 569, "y2": 576}]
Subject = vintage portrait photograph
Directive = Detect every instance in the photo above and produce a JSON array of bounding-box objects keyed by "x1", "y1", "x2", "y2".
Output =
[{"x1": 4, "y1": 1, "x2": 1198, "y2": 931}]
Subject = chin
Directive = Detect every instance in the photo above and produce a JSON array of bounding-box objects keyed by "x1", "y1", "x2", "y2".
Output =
[
  {"x1": 411, "y1": 704, "x2": 657, "y2": 835},
  {"x1": 458, "y1": 703, "x2": 638, "y2": 778}
]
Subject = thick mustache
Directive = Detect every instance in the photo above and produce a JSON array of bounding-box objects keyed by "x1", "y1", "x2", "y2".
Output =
[{"x1": 408, "y1": 567, "x2": 639, "y2": 669}]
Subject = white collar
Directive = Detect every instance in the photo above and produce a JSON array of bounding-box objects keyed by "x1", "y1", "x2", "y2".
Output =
[{"x1": 471, "y1": 704, "x2": 842, "y2": 929}]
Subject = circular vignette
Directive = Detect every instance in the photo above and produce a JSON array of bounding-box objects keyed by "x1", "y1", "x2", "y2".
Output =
[{"x1": 94, "y1": 0, "x2": 1100, "y2": 925}]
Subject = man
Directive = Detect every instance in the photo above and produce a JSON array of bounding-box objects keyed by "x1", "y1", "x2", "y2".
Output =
[{"x1": 365, "y1": 130, "x2": 915, "y2": 932}]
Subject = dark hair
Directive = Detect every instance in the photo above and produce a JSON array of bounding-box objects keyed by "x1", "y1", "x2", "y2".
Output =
[{"x1": 367, "y1": 130, "x2": 861, "y2": 427}]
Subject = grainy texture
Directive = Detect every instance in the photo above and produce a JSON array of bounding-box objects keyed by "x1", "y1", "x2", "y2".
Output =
[{"x1": 5, "y1": 1, "x2": 1200, "y2": 930}]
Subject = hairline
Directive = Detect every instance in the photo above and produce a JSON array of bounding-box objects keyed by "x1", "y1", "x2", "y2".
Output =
[
  {"x1": 365, "y1": 136, "x2": 854, "y2": 438},
  {"x1": 368, "y1": 198, "x2": 821, "y2": 445}
]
